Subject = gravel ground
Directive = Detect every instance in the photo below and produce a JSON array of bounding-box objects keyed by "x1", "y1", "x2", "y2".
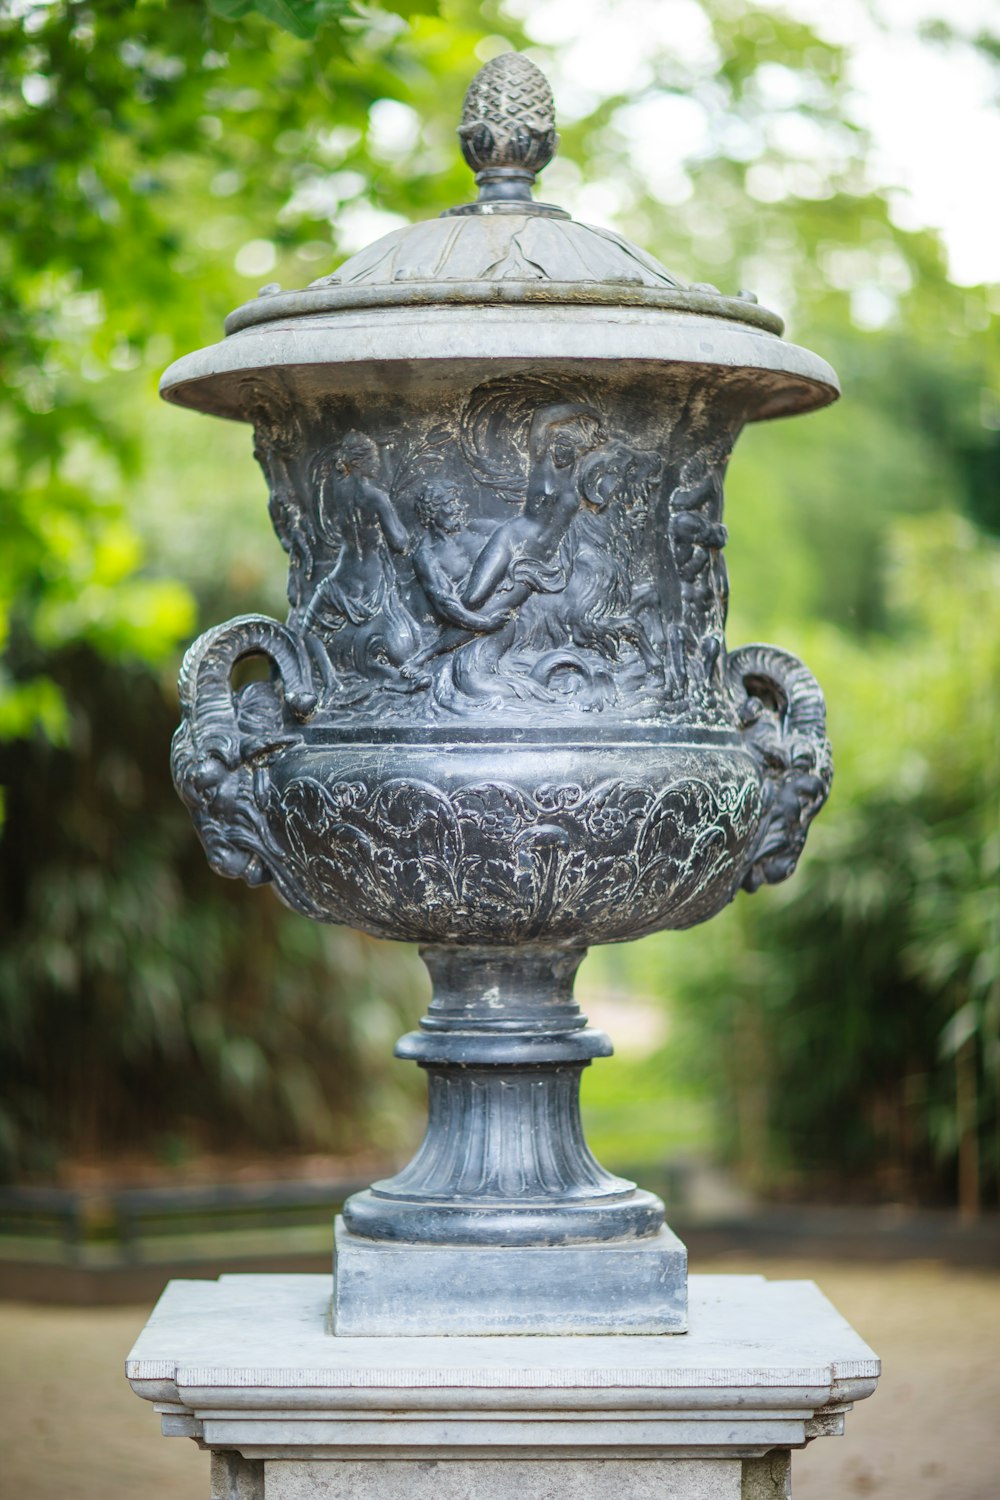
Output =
[{"x1": 1, "y1": 1256, "x2": 997, "y2": 1500}]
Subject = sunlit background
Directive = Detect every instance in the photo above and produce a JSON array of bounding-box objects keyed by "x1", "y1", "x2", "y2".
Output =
[
  {"x1": 2, "y1": 0, "x2": 997, "y2": 1255},
  {"x1": 1, "y1": 2, "x2": 998, "y2": 1497}
]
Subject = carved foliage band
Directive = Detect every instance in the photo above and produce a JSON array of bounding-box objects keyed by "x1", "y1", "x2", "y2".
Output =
[{"x1": 273, "y1": 769, "x2": 761, "y2": 942}]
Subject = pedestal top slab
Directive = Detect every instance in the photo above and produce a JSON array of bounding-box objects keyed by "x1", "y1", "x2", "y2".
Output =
[
  {"x1": 127, "y1": 1272, "x2": 877, "y2": 1408},
  {"x1": 126, "y1": 1275, "x2": 878, "y2": 1459}
]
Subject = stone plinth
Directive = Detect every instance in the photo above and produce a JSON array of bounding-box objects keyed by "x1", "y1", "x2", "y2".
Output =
[
  {"x1": 126, "y1": 1273, "x2": 879, "y2": 1498},
  {"x1": 332, "y1": 1217, "x2": 688, "y2": 1336}
]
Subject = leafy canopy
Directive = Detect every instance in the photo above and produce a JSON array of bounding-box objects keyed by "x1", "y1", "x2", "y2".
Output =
[{"x1": 1, "y1": 0, "x2": 997, "y2": 1199}]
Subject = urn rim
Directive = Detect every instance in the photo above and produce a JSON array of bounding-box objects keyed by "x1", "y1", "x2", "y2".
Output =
[
  {"x1": 159, "y1": 307, "x2": 839, "y2": 426},
  {"x1": 160, "y1": 51, "x2": 839, "y2": 426}
]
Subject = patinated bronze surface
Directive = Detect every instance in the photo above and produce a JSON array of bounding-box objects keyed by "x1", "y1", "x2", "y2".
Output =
[
  {"x1": 163, "y1": 54, "x2": 836, "y2": 1321},
  {"x1": 172, "y1": 363, "x2": 831, "y2": 940}
]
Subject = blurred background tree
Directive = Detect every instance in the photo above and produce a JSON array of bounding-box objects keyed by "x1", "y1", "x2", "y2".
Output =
[{"x1": 0, "y1": 0, "x2": 996, "y2": 1207}]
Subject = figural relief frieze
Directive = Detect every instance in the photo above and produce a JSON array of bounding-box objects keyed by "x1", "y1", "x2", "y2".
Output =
[{"x1": 245, "y1": 373, "x2": 737, "y2": 726}]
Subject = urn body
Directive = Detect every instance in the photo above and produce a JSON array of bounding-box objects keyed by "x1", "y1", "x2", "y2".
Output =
[
  {"x1": 171, "y1": 358, "x2": 833, "y2": 943},
  {"x1": 163, "y1": 52, "x2": 837, "y2": 1321}
]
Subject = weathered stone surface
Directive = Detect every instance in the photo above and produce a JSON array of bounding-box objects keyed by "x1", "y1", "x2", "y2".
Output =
[
  {"x1": 126, "y1": 1274, "x2": 878, "y2": 1496},
  {"x1": 332, "y1": 1217, "x2": 688, "y2": 1336},
  {"x1": 211, "y1": 1450, "x2": 264, "y2": 1500},
  {"x1": 126, "y1": 1272, "x2": 879, "y2": 1460},
  {"x1": 741, "y1": 1454, "x2": 792, "y2": 1500},
  {"x1": 265, "y1": 1458, "x2": 741, "y2": 1500}
]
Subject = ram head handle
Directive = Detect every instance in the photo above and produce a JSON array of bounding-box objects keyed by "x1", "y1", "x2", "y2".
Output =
[
  {"x1": 171, "y1": 614, "x2": 316, "y2": 885},
  {"x1": 729, "y1": 644, "x2": 833, "y2": 893}
]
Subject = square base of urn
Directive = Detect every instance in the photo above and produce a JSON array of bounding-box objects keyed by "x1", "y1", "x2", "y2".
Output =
[{"x1": 332, "y1": 1217, "x2": 688, "y2": 1336}]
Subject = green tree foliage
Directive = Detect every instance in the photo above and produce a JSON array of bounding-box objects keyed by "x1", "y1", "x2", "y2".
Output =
[
  {"x1": 593, "y1": 513, "x2": 998, "y2": 1206},
  {"x1": 0, "y1": 649, "x2": 423, "y2": 1171},
  {"x1": 1, "y1": 0, "x2": 996, "y2": 1198},
  {"x1": 564, "y1": 9, "x2": 1000, "y2": 1208}
]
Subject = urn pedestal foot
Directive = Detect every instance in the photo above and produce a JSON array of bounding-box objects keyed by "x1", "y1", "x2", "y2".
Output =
[
  {"x1": 336, "y1": 944, "x2": 685, "y2": 1334},
  {"x1": 332, "y1": 1217, "x2": 688, "y2": 1336}
]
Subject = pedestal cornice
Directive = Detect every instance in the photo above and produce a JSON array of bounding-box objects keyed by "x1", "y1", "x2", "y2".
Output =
[{"x1": 126, "y1": 1273, "x2": 878, "y2": 1462}]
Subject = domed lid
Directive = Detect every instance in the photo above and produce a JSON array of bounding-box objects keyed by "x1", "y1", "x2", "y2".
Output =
[
  {"x1": 161, "y1": 53, "x2": 837, "y2": 422},
  {"x1": 223, "y1": 52, "x2": 780, "y2": 339}
]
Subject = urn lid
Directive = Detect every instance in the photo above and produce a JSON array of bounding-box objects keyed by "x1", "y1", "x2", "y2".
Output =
[
  {"x1": 161, "y1": 53, "x2": 838, "y2": 422},
  {"x1": 228, "y1": 53, "x2": 780, "y2": 337}
]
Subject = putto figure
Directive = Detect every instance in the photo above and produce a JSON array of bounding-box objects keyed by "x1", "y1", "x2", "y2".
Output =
[{"x1": 669, "y1": 452, "x2": 731, "y2": 688}]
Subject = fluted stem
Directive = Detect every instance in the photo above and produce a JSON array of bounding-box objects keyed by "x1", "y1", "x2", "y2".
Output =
[{"x1": 341, "y1": 945, "x2": 665, "y2": 1246}]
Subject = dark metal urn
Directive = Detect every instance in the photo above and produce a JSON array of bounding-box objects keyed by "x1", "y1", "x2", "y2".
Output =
[{"x1": 165, "y1": 54, "x2": 837, "y2": 1335}]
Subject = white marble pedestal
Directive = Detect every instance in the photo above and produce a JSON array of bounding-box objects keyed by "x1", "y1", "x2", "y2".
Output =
[{"x1": 126, "y1": 1274, "x2": 879, "y2": 1499}]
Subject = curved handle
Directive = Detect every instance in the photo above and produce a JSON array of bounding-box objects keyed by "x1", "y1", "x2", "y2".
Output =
[
  {"x1": 728, "y1": 643, "x2": 833, "y2": 892},
  {"x1": 177, "y1": 613, "x2": 317, "y2": 765},
  {"x1": 172, "y1": 615, "x2": 317, "y2": 885}
]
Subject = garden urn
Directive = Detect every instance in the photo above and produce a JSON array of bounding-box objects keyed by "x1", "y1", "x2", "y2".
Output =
[{"x1": 163, "y1": 52, "x2": 837, "y2": 1334}]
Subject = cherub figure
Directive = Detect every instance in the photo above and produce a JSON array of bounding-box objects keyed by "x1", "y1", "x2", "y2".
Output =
[
  {"x1": 244, "y1": 381, "x2": 315, "y2": 610},
  {"x1": 264, "y1": 459, "x2": 314, "y2": 610}
]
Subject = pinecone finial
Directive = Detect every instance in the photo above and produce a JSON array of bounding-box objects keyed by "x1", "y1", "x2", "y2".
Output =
[{"x1": 458, "y1": 53, "x2": 558, "y2": 206}]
